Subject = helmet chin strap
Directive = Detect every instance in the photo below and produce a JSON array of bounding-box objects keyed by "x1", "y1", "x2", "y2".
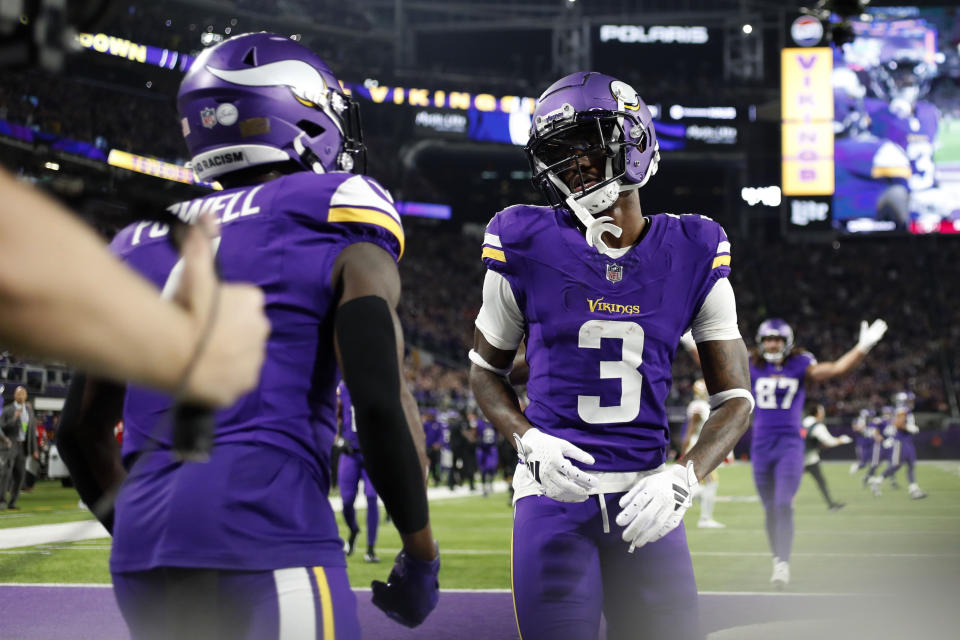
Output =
[{"x1": 565, "y1": 193, "x2": 622, "y2": 255}]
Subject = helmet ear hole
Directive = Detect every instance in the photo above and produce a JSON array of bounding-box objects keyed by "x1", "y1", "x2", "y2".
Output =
[
  {"x1": 242, "y1": 48, "x2": 257, "y2": 66},
  {"x1": 297, "y1": 120, "x2": 326, "y2": 138}
]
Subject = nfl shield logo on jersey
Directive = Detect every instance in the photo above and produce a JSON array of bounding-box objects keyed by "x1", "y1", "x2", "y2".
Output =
[
  {"x1": 606, "y1": 263, "x2": 623, "y2": 283},
  {"x1": 200, "y1": 107, "x2": 217, "y2": 129}
]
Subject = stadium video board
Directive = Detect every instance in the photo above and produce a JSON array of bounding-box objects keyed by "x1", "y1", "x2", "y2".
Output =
[{"x1": 783, "y1": 7, "x2": 960, "y2": 235}]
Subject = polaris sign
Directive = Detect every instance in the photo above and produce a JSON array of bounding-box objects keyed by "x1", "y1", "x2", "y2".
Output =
[{"x1": 599, "y1": 25, "x2": 709, "y2": 45}]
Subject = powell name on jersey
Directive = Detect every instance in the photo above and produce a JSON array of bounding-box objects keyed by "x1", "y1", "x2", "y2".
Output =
[
  {"x1": 482, "y1": 205, "x2": 730, "y2": 471},
  {"x1": 107, "y1": 171, "x2": 403, "y2": 573}
]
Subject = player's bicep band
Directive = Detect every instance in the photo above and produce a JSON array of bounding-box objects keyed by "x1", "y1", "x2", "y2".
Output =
[
  {"x1": 690, "y1": 278, "x2": 741, "y2": 342},
  {"x1": 474, "y1": 269, "x2": 524, "y2": 351},
  {"x1": 709, "y1": 388, "x2": 755, "y2": 413},
  {"x1": 468, "y1": 349, "x2": 512, "y2": 377}
]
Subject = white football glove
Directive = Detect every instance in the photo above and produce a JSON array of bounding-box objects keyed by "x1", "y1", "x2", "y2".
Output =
[
  {"x1": 514, "y1": 428, "x2": 598, "y2": 502},
  {"x1": 838, "y1": 435, "x2": 853, "y2": 445},
  {"x1": 615, "y1": 461, "x2": 698, "y2": 552},
  {"x1": 856, "y1": 319, "x2": 887, "y2": 353}
]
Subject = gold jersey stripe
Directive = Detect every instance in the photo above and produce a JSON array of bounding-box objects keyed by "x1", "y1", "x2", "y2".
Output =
[
  {"x1": 328, "y1": 206, "x2": 405, "y2": 259},
  {"x1": 482, "y1": 247, "x2": 507, "y2": 263},
  {"x1": 313, "y1": 566, "x2": 336, "y2": 640},
  {"x1": 872, "y1": 166, "x2": 912, "y2": 179},
  {"x1": 712, "y1": 255, "x2": 732, "y2": 269}
]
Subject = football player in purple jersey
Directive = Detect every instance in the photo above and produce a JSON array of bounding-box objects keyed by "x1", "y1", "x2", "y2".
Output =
[
  {"x1": 470, "y1": 410, "x2": 500, "y2": 496},
  {"x1": 750, "y1": 317, "x2": 886, "y2": 588},
  {"x1": 865, "y1": 47, "x2": 951, "y2": 229},
  {"x1": 55, "y1": 33, "x2": 438, "y2": 638},
  {"x1": 832, "y1": 66, "x2": 911, "y2": 230},
  {"x1": 469, "y1": 71, "x2": 754, "y2": 640},
  {"x1": 335, "y1": 380, "x2": 382, "y2": 562},
  {"x1": 877, "y1": 392, "x2": 927, "y2": 499}
]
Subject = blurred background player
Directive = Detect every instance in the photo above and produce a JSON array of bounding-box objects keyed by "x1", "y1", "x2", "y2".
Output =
[
  {"x1": 681, "y1": 379, "x2": 726, "y2": 529},
  {"x1": 862, "y1": 405, "x2": 895, "y2": 496},
  {"x1": 849, "y1": 408, "x2": 876, "y2": 476},
  {"x1": 832, "y1": 66, "x2": 912, "y2": 229},
  {"x1": 470, "y1": 71, "x2": 753, "y2": 640},
  {"x1": 879, "y1": 392, "x2": 927, "y2": 499},
  {"x1": 750, "y1": 317, "x2": 886, "y2": 589},
  {"x1": 58, "y1": 33, "x2": 439, "y2": 637},
  {"x1": 471, "y1": 410, "x2": 499, "y2": 496},
  {"x1": 423, "y1": 409, "x2": 444, "y2": 486},
  {"x1": 801, "y1": 403, "x2": 852, "y2": 512},
  {"x1": 335, "y1": 380, "x2": 381, "y2": 563}
]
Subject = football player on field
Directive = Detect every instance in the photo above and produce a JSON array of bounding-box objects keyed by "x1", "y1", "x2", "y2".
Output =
[
  {"x1": 469, "y1": 71, "x2": 754, "y2": 640},
  {"x1": 335, "y1": 380, "x2": 382, "y2": 562},
  {"x1": 681, "y1": 379, "x2": 727, "y2": 529},
  {"x1": 879, "y1": 392, "x2": 927, "y2": 499},
  {"x1": 750, "y1": 317, "x2": 886, "y2": 588},
  {"x1": 56, "y1": 33, "x2": 438, "y2": 638}
]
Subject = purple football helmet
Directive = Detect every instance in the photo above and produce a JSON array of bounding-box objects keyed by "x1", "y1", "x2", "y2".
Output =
[
  {"x1": 178, "y1": 32, "x2": 364, "y2": 182},
  {"x1": 868, "y1": 46, "x2": 936, "y2": 108},
  {"x1": 525, "y1": 72, "x2": 659, "y2": 220},
  {"x1": 756, "y1": 318, "x2": 794, "y2": 362},
  {"x1": 893, "y1": 391, "x2": 915, "y2": 409}
]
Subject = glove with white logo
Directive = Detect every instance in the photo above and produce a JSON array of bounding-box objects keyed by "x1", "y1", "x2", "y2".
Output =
[
  {"x1": 856, "y1": 319, "x2": 888, "y2": 354},
  {"x1": 514, "y1": 428, "x2": 598, "y2": 502},
  {"x1": 615, "y1": 461, "x2": 698, "y2": 552}
]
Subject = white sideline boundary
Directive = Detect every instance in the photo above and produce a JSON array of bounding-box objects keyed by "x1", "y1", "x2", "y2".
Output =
[{"x1": 0, "y1": 481, "x2": 512, "y2": 550}]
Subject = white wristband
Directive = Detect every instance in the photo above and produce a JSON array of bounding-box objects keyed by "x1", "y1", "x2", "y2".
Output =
[
  {"x1": 709, "y1": 388, "x2": 755, "y2": 413},
  {"x1": 468, "y1": 348, "x2": 513, "y2": 377}
]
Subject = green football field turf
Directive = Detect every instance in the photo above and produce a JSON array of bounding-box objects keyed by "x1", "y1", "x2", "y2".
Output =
[
  {"x1": 934, "y1": 117, "x2": 960, "y2": 164},
  {"x1": 2, "y1": 462, "x2": 958, "y2": 593}
]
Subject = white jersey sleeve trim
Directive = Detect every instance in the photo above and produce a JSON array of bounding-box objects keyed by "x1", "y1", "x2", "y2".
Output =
[
  {"x1": 475, "y1": 270, "x2": 525, "y2": 351},
  {"x1": 691, "y1": 277, "x2": 741, "y2": 343}
]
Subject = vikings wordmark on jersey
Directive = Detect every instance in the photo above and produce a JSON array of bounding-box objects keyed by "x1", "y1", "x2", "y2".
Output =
[{"x1": 482, "y1": 206, "x2": 731, "y2": 471}]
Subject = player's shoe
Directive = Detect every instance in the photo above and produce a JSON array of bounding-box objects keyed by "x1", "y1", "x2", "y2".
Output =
[
  {"x1": 868, "y1": 476, "x2": 883, "y2": 497},
  {"x1": 828, "y1": 502, "x2": 846, "y2": 512},
  {"x1": 771, "y1": 560, "x2": 790, "y2": 590},
  {"x1": 698, "y1": 518, "x2": 726, "y2": 529},
  {"x1": 908, "y1": 484, "x2": 927, "y2": 500},
  {"x1": 849, "y1": 463, "x2": 859, "y2": 476},
  {"x1": 344, "y1": 528, "x2": 360, "y2": 556},
  {"x1": 364, "y1": 550, "x2": 380, "y2": 563}
]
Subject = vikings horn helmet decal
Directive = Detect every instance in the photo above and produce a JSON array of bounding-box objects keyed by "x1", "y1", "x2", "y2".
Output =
[{"x1": 178, "y1": 32, "x2": 365, "y2": 182}]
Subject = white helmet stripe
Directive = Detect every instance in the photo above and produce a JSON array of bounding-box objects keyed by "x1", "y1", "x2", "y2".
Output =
[{"x1": 207, "y1": 60, "x2": 328, "y2": 104}]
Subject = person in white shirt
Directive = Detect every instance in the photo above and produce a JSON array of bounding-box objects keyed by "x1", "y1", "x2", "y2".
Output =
[{"x1": 801, "y1": 404, "x2": 852, "y2": 511}]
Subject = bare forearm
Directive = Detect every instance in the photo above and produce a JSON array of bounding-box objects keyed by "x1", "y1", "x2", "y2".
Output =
[
  {"x1": 0, "y1": 172, "x2": 192, "y2": 388},
  {"x1": 468, "y1": 365, "x2": 531, "y2": 447},
  {"x1": 682, "y1": 399, "x2": 751, "y2": 480}
]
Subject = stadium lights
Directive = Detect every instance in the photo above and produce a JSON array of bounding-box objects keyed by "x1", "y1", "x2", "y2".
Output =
[
  {"x1": 44, "y1": 162, "x2": 60, "y2": 171},
  {"x1": 742, "y1": 24, "x2": 753, "y2": 35}
]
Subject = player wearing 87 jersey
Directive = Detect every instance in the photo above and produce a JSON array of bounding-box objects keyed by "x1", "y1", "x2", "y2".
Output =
[
  {"x1": 751, "y1": 317, "x2": 887, "y2": 589},
  {"x1": 469, "y1": 71, "x2": 754, "y2": 640}
]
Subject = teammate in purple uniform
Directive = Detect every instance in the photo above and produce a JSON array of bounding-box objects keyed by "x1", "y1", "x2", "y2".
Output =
[
  {"x1": 469, "y1": 71, "x2": 754, "y2": 640},
  {"x1": 55, "y1": 33, "x2": 438, "y2": 638},
  {"x1": 832, "y1": 67, "x2": 912, "y2": 230},
  {"x1": 750, "y1": 317, "x2": 887, "y2": 588},
  {"x1": 336, "y1": 380, "x2": 381, "y2": 562},
  {"x1": 470, "y1": 411, "x2": 499, "y2": 496},
  {"x1": 879, "y1": 392, "x2": 927, "y2": 499},
  {"x1": 865, "y1": 48, "x2": 947, "y2": 229}
]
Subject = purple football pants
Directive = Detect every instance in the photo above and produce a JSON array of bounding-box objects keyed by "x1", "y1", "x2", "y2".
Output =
[
  {"x1": 338, "y1": 452, "x2": 379, "y2": 547},
  {"x1": 752, "y1": 433, "x2": 804, "y2": 562},
  {"x1": 883, "y1": 436, "x2": 918, "y2": 484},
  {"x1": 113, "y1": 565, "x2": 359, "y2": 639},
  {"x1": 512, "y1": 494, "x2": 701, "y2": 640}
]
